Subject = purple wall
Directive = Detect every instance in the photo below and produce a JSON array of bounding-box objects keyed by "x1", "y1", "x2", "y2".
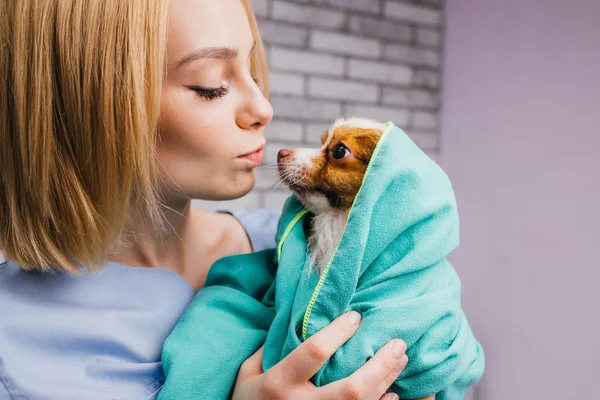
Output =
[{"x1": 442, "y1": 0, "x2": 600, "y2": 398}]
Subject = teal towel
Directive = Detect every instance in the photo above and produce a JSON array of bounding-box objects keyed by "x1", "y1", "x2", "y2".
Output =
[{"x1": 159, "y1": 122, "x2": 485, "y2": 400}]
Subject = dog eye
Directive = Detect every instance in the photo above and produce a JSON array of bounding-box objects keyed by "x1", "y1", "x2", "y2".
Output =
[{"x1": 332, "y1": 144, "x2": 350, "y2": 160}]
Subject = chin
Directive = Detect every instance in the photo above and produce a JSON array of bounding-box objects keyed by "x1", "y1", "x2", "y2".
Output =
[{"x1": 197, "y1": 170, "x2": 256, "y2": 201}]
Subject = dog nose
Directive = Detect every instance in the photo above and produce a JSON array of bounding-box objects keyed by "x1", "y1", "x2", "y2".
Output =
[{"x1": 277, "y1": 149, "x2": 293, "y2": 163}]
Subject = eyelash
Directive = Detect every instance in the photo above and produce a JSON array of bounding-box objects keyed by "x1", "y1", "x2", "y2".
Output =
[
  {"x1": 190, "y1": 77, "x2": 260, "y2": 101},
  {"x1": 192, "y1": 85, "x2": 230, "y2": 100}
]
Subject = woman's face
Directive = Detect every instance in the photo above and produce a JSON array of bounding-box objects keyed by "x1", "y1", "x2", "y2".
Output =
[{"x1": 158, "y1": 0, "x2": 273, "y2": 202}]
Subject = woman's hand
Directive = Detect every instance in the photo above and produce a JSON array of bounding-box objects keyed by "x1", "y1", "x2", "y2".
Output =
[{"x1": 232, "y1": 311, "x2": 408, "y2": 400}]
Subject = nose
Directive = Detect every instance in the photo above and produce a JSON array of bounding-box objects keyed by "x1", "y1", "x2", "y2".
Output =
[
  {"x1": 237, "y1": 80, "x2": 274, "y2": 130},
  {"x1": 277, "y1": 149, "x2": 293, "y2": 163}
]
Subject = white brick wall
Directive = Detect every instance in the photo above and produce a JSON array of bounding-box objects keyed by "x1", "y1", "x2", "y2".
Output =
[
  {"x1": 265, "y1": 119, "x2": 304, "y2": 142},
  {"x1": 348, "y1": 59, "x2": 412, "y2": 85},
  {"x1": 257, "y1": 20, "x2": 308, "y2": 47},
  {"x1": 308, "y1": 77, "x2": 379, "y2": 102},
  {"x1": 313, "y1": 0, "x2": 381, "y2": 14},
  {"x1": 384, "y1": 44, "x2": 441, "y2": 67},
  {"x1": 345, "y1": 104, "x2": 410, "y2": 126},
  {"x1": 270, "y1": 96, "x2": 343, "y2": 121},
  {"x1": 384, "y1": 1, "x2": 442, "y2": 26},
  {"x1": 416, "y1": 27, "x2": 442, "y2": 47},
  {"x1": 251, "y1": 0, "x2": 270, "y2": 17},
  {"x1": 198, "y1": 0, "x2": 444, "y2": 212},
  {"x1": 272, "y1": 1, "x2": 346, "y2": 29},
  {"x1": 269, "y1": 72, "x2": 305, "y2": 95},
  {"x1": 270, "y1": 47, "x2": 344, "y2": 76},
  {"x1": 310, "y1": 31, "x2": 382, "y2": 58}
]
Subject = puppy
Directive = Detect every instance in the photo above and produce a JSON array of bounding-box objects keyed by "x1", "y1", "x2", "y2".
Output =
[{"x1": 277, "y1": 117, "x2": 387, "y2": 276}]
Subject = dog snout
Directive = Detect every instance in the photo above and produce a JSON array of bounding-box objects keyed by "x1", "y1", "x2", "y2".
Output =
[{"x1": 277, "y1": 148, "x2": 293, "y2": 163}]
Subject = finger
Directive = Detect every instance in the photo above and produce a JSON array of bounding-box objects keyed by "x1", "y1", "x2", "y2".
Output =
[
  {"x1": 379, "y1": 394, "x2": 400, "y2": 400},
  {"x1": 320, "y1": 339, "x2": 406, "y2": 400},
  {"x1": 238, "y1": 346, "x2": 265, "y2": 380},
  {"x1": 374, "y1": 354, "x2": 408, "y2": 399},
  {"x1": 275, "y1": 311, "x2": 362, "y2": 385}
]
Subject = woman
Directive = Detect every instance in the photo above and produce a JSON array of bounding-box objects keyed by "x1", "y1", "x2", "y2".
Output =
[{"x1": 0, "y1": 0, "x2": 421, "y2": 399}]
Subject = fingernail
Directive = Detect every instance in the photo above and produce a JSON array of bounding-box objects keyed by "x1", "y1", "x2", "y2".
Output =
[
  {"x1": 346, "y1": 311, "x2": 362, "y2": 325},
  {"x1": 391, "y1": 395, "x2": 400, "y2": 400},
  {"x1": 392, "y1": 340, "x2": 406, "y2": 359},
  {"x1": 394, "y1": 355, "x2": 408, "y2": 373}
]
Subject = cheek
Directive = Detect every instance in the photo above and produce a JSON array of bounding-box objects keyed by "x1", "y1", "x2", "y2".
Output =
[
  {"x1": 158, "y1": 89, "x2": 228, "y2": 159},
  {"x1": 324, "y1": 162, "x2": 366, "y2": 194}
]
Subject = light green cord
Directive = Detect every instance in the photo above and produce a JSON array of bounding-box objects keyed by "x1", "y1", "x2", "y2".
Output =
[{"x1": 277, "y1": 208, "x2": 310, "y2": 262}]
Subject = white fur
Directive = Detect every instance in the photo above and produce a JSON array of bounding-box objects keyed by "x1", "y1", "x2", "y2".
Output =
[
  {"x1": 307, "y1": 209, "x2": 348, "y2": 277},
  {"x1": 320, "y1": 126, "x2": 334, "y2": 149},
  {"x1": 294, "y1": 148, "x2": 321, "y2": 168},
  {"x1": 295, "y1": 192, "x2": 348, "y2": 277},
  {"x1": 298, "y1": 192, "x2": 330, "y2": 215}
]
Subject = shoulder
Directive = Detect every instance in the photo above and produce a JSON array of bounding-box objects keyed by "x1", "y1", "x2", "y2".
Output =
[{"x1": 219, "y1": 209, "x2": 282, "y2": 253}]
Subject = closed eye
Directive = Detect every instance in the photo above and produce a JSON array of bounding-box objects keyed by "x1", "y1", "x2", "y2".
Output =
[{"x1": 190, "y1": 85, "x2": 230, "y2": 100}]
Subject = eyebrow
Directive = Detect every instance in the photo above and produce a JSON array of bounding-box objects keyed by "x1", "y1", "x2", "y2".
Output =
[{"x1": 175, "y1": 41, "x2": 257, "y2": 70}]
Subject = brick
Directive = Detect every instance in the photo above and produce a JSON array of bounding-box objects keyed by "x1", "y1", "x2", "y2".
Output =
[
  {"x1": 257, "y1": 20, "x2": 308, "y2": 47},
  {"x1": 406, "y1": 130, "x2": 439, "y2": 150},
  {"x1": 305, "y1": 122, "x2": 333, "y2": 144},
  {"x1": 345, "y1": 104, "x2": 409, "y2": 126},
  {"x1": 349, "y1": 16, "x2": 411, "y2": 42},
  {"x1": 309, "y1": 77, "x2": 379, "y2": 102},
  {"x1": 270, "y1": 96, "x2": 343, "y2": 121},
  {"x1": 414, "y1": 0, "x2": 443, "y2": 9},
  {"x1": 313, "y1": 0, "x2": 381, "y2": 14},
  {"x1": 270, "y1": 47, "x2": 344, "y2": 76},
  {"x1": 408, "y1": 89, "x2": 439, "y2": 108},
  {"x1": 265, "y1": 119, "x2": 304, "y2": 142},
  {"x1": 272, "y1": 1, "x2": 345, "y2": 30},
  {"x1": 381, "y1": 87, "x2": 409, "y2": 106},
  {"x1": 413, "y1": 69, "x2": 440, "y2": 88},
  {"x1": 384, "y1": 44, "x2": 440, "y2": 67},
  {"x1": 269, "y1": 72, "x2": 305, "y2": 96},
  {"x1": 416, "y1": 27, "x2": 442, "y2": 47},
  {"x1": 383, "y1": 87, "x2": 440, "y2": 109},
  {"x1": 250, "y1": 0, "x2": 270, "y2": 18},
  {"x1": 348, "y1": 59, "x2": 412, "y2": 85},
  {"x1": 310, "y1": 31, "x2": 381, "y2": 58},
  {"x1": 262, "y1": 191, "x2": 291, "y2": 210},
  {"x1": 253, "y1": 167, "x2": 280, "y2": 190},
  {"x1": 412, "y1": 111, "x2": 438, "y2": 129},
  {"x1": 191, "y1": 192, "x2": 260, "y2": 212},
  {"x1": 265, "y1": 142, "x2": 284, "y2": 165},
  {"x1": 384, "y1": 2, "x2": 442, "y2": 26}
]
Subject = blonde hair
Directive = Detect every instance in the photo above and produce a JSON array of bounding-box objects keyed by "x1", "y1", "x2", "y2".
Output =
[{"x1": 0, "y1": 0, "x2": 270, "y2": 273}]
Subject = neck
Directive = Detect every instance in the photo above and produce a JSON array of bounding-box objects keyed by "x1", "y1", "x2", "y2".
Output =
[{"x1": 109, "y1": 196, "x2": 192, "y2": 269}]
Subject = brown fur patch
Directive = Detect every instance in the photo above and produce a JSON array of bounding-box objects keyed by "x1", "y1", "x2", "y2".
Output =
[{"x1": 305, "y1": 126, "x2": 383, "y2": 210}]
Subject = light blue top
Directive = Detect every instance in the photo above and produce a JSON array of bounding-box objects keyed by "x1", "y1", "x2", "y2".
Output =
[{"x1": 0, "y1": 209, "x2": 280, "y2": 400}]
